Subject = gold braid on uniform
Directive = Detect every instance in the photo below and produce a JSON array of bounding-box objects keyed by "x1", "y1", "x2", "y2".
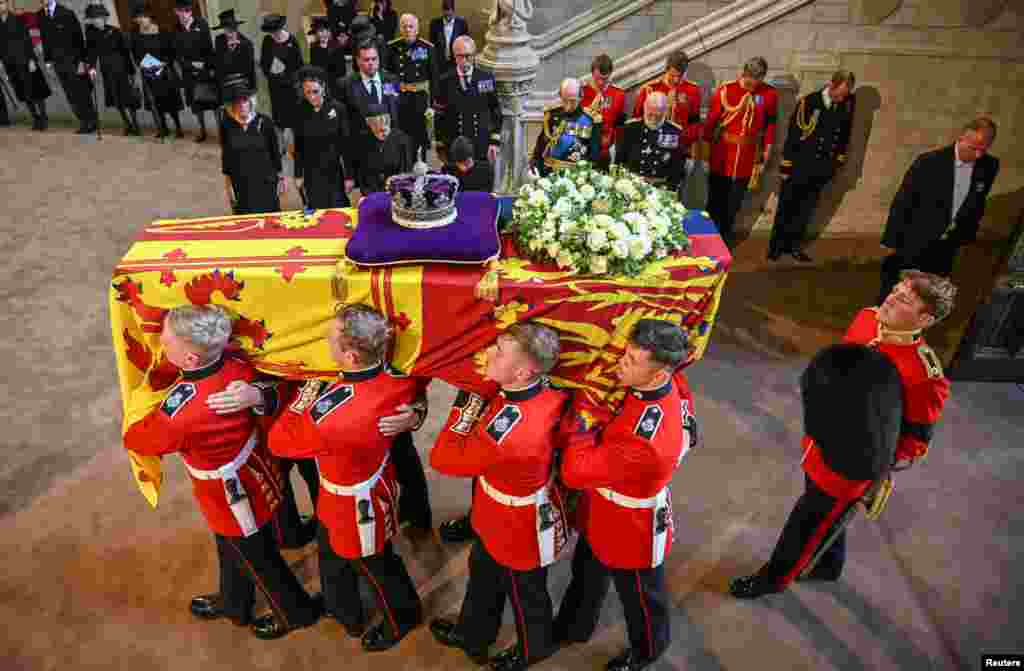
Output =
[
  {"x1": 543, "y1": 109, "x2": 569, "y2": 158},
  {"x1": 718, "y1": 82, "x2": 756, "y2": 132},
  {"x1": 584, "y1": 88, "x2": 605, "y2": 124},
  {"x1": 795, "y1": 97, "x2": 818, "y2": 141}
]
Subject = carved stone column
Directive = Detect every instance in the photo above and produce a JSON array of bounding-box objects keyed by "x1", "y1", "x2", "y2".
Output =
[{"x1": 478, "y1": 8, "x2": 539, "y2": 195}]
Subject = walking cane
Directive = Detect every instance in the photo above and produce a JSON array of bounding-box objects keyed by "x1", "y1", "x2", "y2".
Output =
[
  {"x1": 126, "y1": 41, "x2": 158, "y2": 140},
  {"x1": 89, "y1": 71, "x2": 102, "y2": 139}
]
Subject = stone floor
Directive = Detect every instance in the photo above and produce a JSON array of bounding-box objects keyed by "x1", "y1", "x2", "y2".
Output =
[{"x1": 1, "y1": 125, "x2": 1022, "y2": 671}]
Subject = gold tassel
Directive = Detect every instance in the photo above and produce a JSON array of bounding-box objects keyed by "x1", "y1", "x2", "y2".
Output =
[
  {"x1": 748, "y1": 160, "x2": 764, "y2": 192},
  {"x1": 864, "y1": 477, "x2": 893, "y2": 520},
  {"x1": 333, "y1": 259, "x2": 353, "y2": 302},
  {"x1": 475, "y1": 261, "x2": 500, "y2": 303}
]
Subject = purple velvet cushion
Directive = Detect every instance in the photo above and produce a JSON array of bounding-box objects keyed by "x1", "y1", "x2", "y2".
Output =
[{"x1": 346, "y1": 191, "x2": 501, "y2": 266}]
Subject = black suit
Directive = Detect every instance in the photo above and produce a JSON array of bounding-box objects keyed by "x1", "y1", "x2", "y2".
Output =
[
  {"x1": 879, "y1": 145, "x2": 999, "y2": 302},
  {"x1": 428, "y1": 15, "x2": 468, "y2": 74},
  {"x1": 336, "y1": 71, "x2": 401, "y2": 186},
  {"x1": 37, "y1": 3, "x2": 96, "y2": 127}
]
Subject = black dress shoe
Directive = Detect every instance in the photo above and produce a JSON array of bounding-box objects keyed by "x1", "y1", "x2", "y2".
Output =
[
  {"x1": 76, "y1": 124, "x2": 96, "y2": 134},
  {"x1": 195, "y1": 130, "x2": 207, "y2": 143},
  {"x1": 429, "y1": 617, "x2": 488, "y2": 664},
  {"x1": 490, "y1": 645, "x2": 527, "y2": 671},
  {"x1": 790, "y1": 250, "x2": 813, "y2": 262},
  {"x1": 439, "y1": 515, "x2": 475, "y2": 543},
  {"x1": 728, "y1": 574, "x2": 782, "y2": 599},
  {"x1": 606, "y1": 648, "x2": 654, "y2": 671},
  {"x1": 361, "y1": 621, "x2": 413, "y2": 652},
  {"x1": 189, "y1": 593, "x2": 249, "y2": 626},
  {"x1": 251, "y1": 614, "x2": 293, "y2": 640},
  {"x1": 175, "y1": 128, "x2": 185, "y2": 139},
  {"x1": 767, "y1": 250, "x2": 782, "y2": 261}
]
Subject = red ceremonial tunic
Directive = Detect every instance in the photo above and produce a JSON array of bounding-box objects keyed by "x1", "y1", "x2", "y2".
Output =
[
  {"x1": 268, "y1": 362, "x2": 419, "y2": 558},
  {"x1": 124, "y1": 356, "x2": 287, "y2": 538},
  {"x1": 581, "y1": 82, "x2": 627, "y2": 161},
  {"x1": 560, "y1": 374, "x2": 695, "y2": 570},
  {"x1": 842, "y1": 308, "x2": 951, "y2": 461},
  {"x1": 632, "y1": 76, "x2": 702, "y2": 148},
  {"x1": 704, "y1": 79, "x2": 778, "y2": 179},
  {"x1": 431, "y1": 380, "x2": 570, "y2": 571}
]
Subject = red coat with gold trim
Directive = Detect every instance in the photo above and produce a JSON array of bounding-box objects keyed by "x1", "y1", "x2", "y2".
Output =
[
  {"x1": 124, "y1": 356, "x2": 287, "y2": 538},
  {"x1": 704, "y1": 79, "x2": 778, "y2": 179},
  {"x1": 268, "y1": 362, "x2": 420, "y2": 558},
  {"x1": 581, "y1": 82, "x2": 628, "y2": 161},
  {"x1": 560, "y1": 373, "x2": 696, "y2": 569},
  {"x1": 431, "y1": 380, "x2": 570, "y2": 571},
  {"x1": 632, "y1": 76, "x2": 702, "y2": 148},
  {"x1": 842, "y1": 308, "x2": 951, "y2": 461}
]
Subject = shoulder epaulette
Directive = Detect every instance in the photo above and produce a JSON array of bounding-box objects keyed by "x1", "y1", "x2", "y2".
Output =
[
  {"x1": 666, "y1": 120, "x2": 682, "y2": 130},
  {"x1": 916, "y1": 343, "x2": 945, "y2": 380},
  {"x1": 625, "y1": 117, "x2": 643, "y2": 125},
  {"x1": 420, "y1": 38, "x2": 434, "y2": 47},
  {"x1": 388, "y1": 37, "x2": 402, "y2": 45}
]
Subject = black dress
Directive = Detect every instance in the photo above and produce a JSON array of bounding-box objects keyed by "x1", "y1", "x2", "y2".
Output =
[
  {"x1": 221, "y1": 112, "x2": 282, "y2": 214},
  {"x1": 214, "y1": 32, "x2": 256, "y2": 90},
  {"x1": 309, "y1": 41, "x2": 347, "y2": 99},
  {"x1": 132, "y1": 31, "x2": 183, "y2": 114},
  {"x1": 0, "y1": 13, "x2": 51, "y2": 102},
  {"x1": 294, "y1": 98, "x2": 350, "y2": 208},
  {"x1": 173, "y1": 16, "x2": 217, "y2": 112},
  {"x1": 260, "y1": 33, "x2": 303, "y2": 130},
  {"x1": 85, "y1": 25, "x2": 140, "y2": 110},
  {"x1": 359, "y1": 128, "x2": 413, "y2": 194}
]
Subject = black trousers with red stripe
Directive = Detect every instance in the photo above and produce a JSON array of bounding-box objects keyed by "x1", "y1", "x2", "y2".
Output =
[
  {"x1": 316, "y1": 523, "x2": 422, "y2": 635},
  {"x1": 214, "y1": 522, "x2": 320, "y2": 627},
  {"x1": 457, "y1": 539, "x2": 556, "y2": 663},
  {"x1": 757, "y1": 475, "x2": 849, "y2": 588},
  {"x1": 392, "y1": 430, "x2": 433, "y2": 531},
  {"x1": 553, "y1": 535, "x2": 670, "y2": 663}
]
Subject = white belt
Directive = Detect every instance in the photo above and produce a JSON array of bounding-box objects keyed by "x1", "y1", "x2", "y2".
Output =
[
  {"x1": 479, "y1": 475, "x2": 546, "y2": 507},
  {"x1": 184, "y1": 429, "x2": 260, "y2": 537},
  {"x1": 318, "y1": 453, "x2": 390, "y2": 497},
  {"x1": 596, "y1": 486, "x2": 667, "y2": 509}
]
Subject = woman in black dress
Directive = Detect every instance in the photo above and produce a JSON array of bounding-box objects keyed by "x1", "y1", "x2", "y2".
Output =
[
  {"x1": 259, "y1": 14, "x2": 303, "y2": 152},
  {"x1": 0, "y1": 0, "x2": 51, "y2": 130},
  {"x1": 308, "y1": 16, "x2": 346, "y2": 99},
  {"x1": 172, "y1": 0, "x2": 216, "y2": 142},
  {"x1": 131, "y1": 7, "x2": 184, "y2": 139},
  {"x1": 212, "y1": 9, "x2": 256, "y2": 91},
  {"x1": 369, "y1": 0, "x2": 398, "y2": 42},
  {"x1": 84, "y1": 3, "x2": 140, "y2": 135},
  {"x1": 293, "y1": 66, "x2": 350, "y2": 209},
  {"x1": 220, "y1": 81, "x2": 284, "y2": 215}
]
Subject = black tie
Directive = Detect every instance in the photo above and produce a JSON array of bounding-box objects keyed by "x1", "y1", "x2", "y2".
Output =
[{"x1": 370, "y1": 80, "x2": 379, "y2": 104}]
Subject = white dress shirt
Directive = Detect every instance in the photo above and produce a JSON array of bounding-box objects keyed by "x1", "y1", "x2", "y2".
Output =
[
  {"x1": 945, "y1": 143, "x2": 974, "y2": 237},
  {"x1": 444, "y1": 18, "x2": 454, "y2": 56}
]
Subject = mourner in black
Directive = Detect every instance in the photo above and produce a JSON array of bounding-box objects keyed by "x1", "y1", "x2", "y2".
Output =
[
  {"x1": 444, "y1": 136, "x2": 494, "y2": 192},
  {"x1": 84, "y1": 4, "x2": 140, "y2": 136},
  {"x1": 369, "y1": 0, "x2": 398, "y2": 41},
  {"x1": 325, "y1": 0, "x2": 357, "y2": 41},
  {"x1": 729, "y1": 344, "x2": 903, "y2": 599},
  {"x1": 434, "y1": 36, "x2": 501, "y2": 164},
  {"x1": 259, "y1": 13, "x2": 303, "y2": 144},
  {"x1": 37, "y1": 0, "x2": 97, "y2": 133},
  {"x1": 308, "y1": 16, "x2": 347, "y2": 99},
  {"x1": 132, "y1": 7, "x2": 184, "y2": 140},
  {"x1": 615, "y1": 92, "x2": 686, "y2": 195},
  {"x1": 220, "y1": 81, "x2": 285, "y2": 215},
  {"x1": 213, "y1": 9, "x2": 255, "y2": 91},
  {"x1": 384, "y1": 13, "x2": 437, "y2": 161},
  {"x1": 0, "y1": 0, "x2": 51, "y2": 130},
  {"x1": 358, "y1": 102, "x2": 413, "y2": 194},
  {"x1": 878, "y1": 115, "x2": 1000, "y2": 304},
  {"x1": 337, "y1": 41, "x2": 400, "y2": 192},
  {"x1": 429, "y1": 0, "x2": 469, "y2": 74},
  {"x1": 173, "y1": 0, "x2": 216, "y2": 142},
  {"x1": 293, "y1": 66, "x2": 350, "y2": 209},
  {"x1": 530, "y1": 78, "x2": 601, "y2": 178},
  {"x1": 768, "y1": 71, "x2": 856, "y2": 262}
]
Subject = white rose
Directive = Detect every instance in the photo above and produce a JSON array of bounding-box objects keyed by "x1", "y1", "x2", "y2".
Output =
[
  {"x1": 611, "y1": 239, "x2": 630, "y2": 259},
  {"x1": 601, "y1": 175, "x2": 614, "y2": 189},
  {"x1": 559, "y1": 218, "x2": 577, "y2": 235},
  {"x1": 609, "y1": 220, "x2": 630, "y2": 240},
  {"x1": 614, "y1": 179, "x2": 634, "y2": 197},
  {"x1": 646, "y1": 190, "x2": 661, "y2": 207},
  {"x1": 554, "y1": 197, "x2": 572, "y2": 215},
  {"x1": 556, "y1": 250, "x2": 575, "y2": 269},
  {"x1": 580, "y1": 184, "x2": 596, "y2": 200},
  {"x1": 628, "y1": 235, "x2": 652, "y2": 259},
  {"x1": 529, "y1": 190, "x2": 549, "y2": 207},
  {"x1": 591, "y1": 214, "x2": 615, "y2": 230},
  {"x1": 536, "y1": 178, "x2": 553, "y2": 191},
  {"x1": 546, "y1": 242, "x2": 562, "y2": 258},
  {"x1": 590, "y1": 255, "x2": 608, "y2": 274},
  {"x1": 587, "y1": 228, "x2": 609, "y2": 250}
]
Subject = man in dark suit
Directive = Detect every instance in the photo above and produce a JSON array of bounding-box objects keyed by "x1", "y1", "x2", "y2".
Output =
[
  {"x1": 879, "y1": 116, "x2": 1000, "y2": 305},
  {"x1": 37, "y1": 0, "x2": 97, "y2": 133},
  {"x1": 434, "y1": 35, "x2": 501, "y2": 165},
  {"x1": 336, "y1": 40, "x2": 401, "y2": 193},
  {"x1": 428, "y1": 0, "x2": 468, "y2": 75}
]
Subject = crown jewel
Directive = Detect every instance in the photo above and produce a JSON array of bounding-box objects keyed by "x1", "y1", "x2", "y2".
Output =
[{"x1": 386, "y1": 149, "x2": 461, "y2": 229}]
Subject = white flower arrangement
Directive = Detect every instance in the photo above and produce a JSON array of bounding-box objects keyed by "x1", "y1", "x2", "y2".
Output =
[{"x1": 512, "y1": 162, "x2": 691, "y2": 276}]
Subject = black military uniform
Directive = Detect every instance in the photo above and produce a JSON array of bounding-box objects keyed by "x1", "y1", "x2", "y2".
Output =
[
  {"x1": 308, "y1": 17, "x2": 347, "y2": 98},
  {"x1": 359, "y1": 125, "x2": 413, "y2": 194},
  {"x1": 0, "y1": 10, "x2": 51, "y2": 129},
  {"x1": 84, "y1": 12, "x2": 141, "y2": 135},
  {"x1": 530, "y1": 103, "x2": 601, "y2": 177},
  {"x1": 384, "y1": 35, "x2": 437, "y2": 160},
  {"x1": 172, "y1": 1, "x2": 217, "y2": 140},
  {"x1": 212, "y1": 10, "x2": 256, "y2": 91},
  {"x1": 615, "y1": 118, "x2": 686, "y2": 193},
  {"x1": 768, "y1": 88, "x2": 855, "y2": 260},
  {"x1": 259, "y1": 15, "x2": 303, "y2": 131},
  {"x1": 37, "y1": 1, "x2": 97, "y2": 133},
  {"x1": 293, "y1": 93, "x2": 350, "y2": 208},
  {"x1": 435, "y1": 66, "x2": 502, "y2": 162}
]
